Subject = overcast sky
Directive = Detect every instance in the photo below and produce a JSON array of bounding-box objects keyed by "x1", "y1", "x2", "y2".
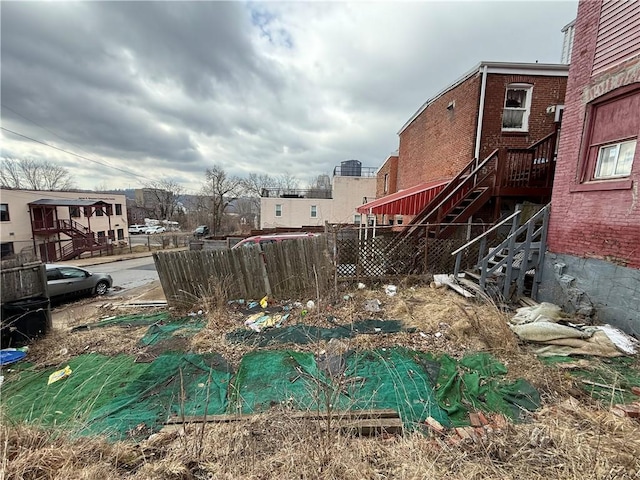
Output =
[{"x1": 1, "y1": 1, "x2": 577, "y2": 193}]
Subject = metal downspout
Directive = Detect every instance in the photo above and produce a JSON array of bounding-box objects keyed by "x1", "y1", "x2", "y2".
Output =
[{"x1": 474, "y1": 65, "x2": 488, "y2": 165}]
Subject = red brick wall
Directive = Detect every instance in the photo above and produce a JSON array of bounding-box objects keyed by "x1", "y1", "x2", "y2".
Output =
[
  {"x1": 397, "y1": 74, "x2": 481, "y2": 190},
  {"x1": 397, "y1": 71, "x2": 567, "y2": 192},
  {"x1": 376, "y1": 155, "x2": 398, "y2": 198},
  {"x1": 547, "y1": 0, "x2": 640, "y2": 269},
  {"x1": 479, "y1": 74, "x2": 567, "y2": 160}
]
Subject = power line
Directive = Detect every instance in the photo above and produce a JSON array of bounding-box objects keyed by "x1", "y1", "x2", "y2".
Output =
[{"x1": 0, "y1": 125, "x2": 154, "y2": 182}]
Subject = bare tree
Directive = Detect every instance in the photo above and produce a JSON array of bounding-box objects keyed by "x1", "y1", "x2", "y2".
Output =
[
  {"x1": 276, "y1": 171, "x2": 299, "y2": 190},
  {"x1": 240, "y1": 173, "x2": 280, "y2": 227},
  {"x1": 201, "y1": 165, "x2": 243, "y2": 235},
  {"x1": 0, "y1": 157, "x2": 75, "y2": 190},
  {"x1": 142, "y1": 179, "x2": 185, "y2": 221}
]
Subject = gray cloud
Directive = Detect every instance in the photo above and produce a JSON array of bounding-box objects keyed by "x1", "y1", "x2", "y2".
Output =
[{"x1": 1, "y1": 1, "x2": 577, "y2": 191}]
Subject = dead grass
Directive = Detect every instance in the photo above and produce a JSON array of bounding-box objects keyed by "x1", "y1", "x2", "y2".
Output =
[
  {"x1": 3, "y1": 398, "x2": 639, "y2": 480},
  {"x1": 4, "y1": 283, "x2": 640, "y2": 479}
]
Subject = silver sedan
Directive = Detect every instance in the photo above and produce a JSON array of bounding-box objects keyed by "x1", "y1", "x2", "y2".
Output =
[{"x1": 46, "y1": 264, "x2": 113, "y2": 299}]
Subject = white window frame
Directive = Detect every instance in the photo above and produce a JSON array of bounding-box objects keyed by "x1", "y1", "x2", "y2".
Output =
[
  {"x1": 594, "y1": 139, "x2": 637, "y2": 179},
  {"x1": 275, "y1": 204, "x2": 282, "y2": 217},
  {"x1": 502, "y1": 84, "x2": 533, "y2": 132},
  {"x1": 383, "y1": 174, "x2": 389, "y2": 193},
  {"x1": 354, "y1": 214, "x2": 361, "y2": 225},
  {"x1": 310, "y1": 205, "x2": 317, "y2": 218}
]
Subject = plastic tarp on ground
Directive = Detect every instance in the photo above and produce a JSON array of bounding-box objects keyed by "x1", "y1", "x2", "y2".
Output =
[
  {"x1": 227, "y1": 319, "x2": 409, "y2": 347},
  {"x1": 231, "y1": 348, "x2": 539, "y2": 430},
  {"x1": 543, "y1": 356, "x2": 640, "y2": 405},
  {"x1": 2, "y1": 352, "x2": 231, "y2": 440}
]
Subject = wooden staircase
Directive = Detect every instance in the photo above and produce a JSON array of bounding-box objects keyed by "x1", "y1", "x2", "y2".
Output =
[
  {"x1": 33, "y1": 219, "x2": 108, "y2": 261},
  {"x1": 397, "y1": 130, "x2": 558, "y2": 242},
  {"x1": 450, "y1": 204, "x2": 550, "y2": 302}
]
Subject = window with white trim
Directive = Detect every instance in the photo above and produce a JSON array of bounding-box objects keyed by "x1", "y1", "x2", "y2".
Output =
[
  {"x1": 354, "y1": 214, "x2": 361, "y2": 225},
  {"x1": 383, "y1": 174, "x2": 389, "y2": 193},
  {"x1": 594, "y1": 140, "x2": 637, "y2": 179},
  {"x1": 502, "y1": 84, "x2": 533, "y2": 132},
  {"x1": 310, "y1": 205, "x2": 317, "y2": 218},
  {"x1": 0, "y1": 204, "x2": 9, "y2": 222},
  {"x1": 275, "y1": 204, "x2": 282, "y2": 217}
]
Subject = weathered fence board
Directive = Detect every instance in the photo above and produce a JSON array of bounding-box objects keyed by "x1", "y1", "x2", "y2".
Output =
[
  {"x1": 1, "y1": 253, "x2": 48, "y2": 303},
  {"x1": 154, "y1": 236, "x2": 333, "y2": 307}
]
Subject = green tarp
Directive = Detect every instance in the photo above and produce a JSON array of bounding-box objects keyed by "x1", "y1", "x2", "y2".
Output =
[
  {"x1": 2, "y1": 353, "x2": 231, "y2": 441},
  {"x1": 543, "y1": 356, "x2": 640, "y2": 405},
  {"x1": 227, "y1": 319, "x2": 409, "y2": 347}
]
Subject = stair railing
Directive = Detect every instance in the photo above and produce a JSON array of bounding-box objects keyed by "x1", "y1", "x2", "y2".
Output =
[
  {"x1": 401, "y1": 149, "x2": 500, "y2": 239},
  {"x1": 451, "y1": 204, "x2": 550, "y2": 299},
  {"x1": 451, "y1": 209, "x2": 521, "y2": 278}
]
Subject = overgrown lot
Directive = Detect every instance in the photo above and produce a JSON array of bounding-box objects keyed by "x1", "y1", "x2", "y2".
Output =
[{"x1": 2, "y1": 282, "x2": 639, "y2": 479}]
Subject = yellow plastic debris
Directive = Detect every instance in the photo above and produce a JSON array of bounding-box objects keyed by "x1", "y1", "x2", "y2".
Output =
[
  {"x1": 260, "y1": 296, "x2": 268, "y2": 309},
  {"x1": 48, "y1": 365, "x2": 72, "y2": 385}
]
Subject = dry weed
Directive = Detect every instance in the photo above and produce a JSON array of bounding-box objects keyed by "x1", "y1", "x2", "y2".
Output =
[{"x1": 3, "y1": 399, "x2": 638, "y2": 480}]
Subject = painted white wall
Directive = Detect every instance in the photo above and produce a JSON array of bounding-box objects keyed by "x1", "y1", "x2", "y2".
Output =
[
  {"x1": 260, "y1": 176, "x2": 376, "y2": 229},
  {"x1": 0, "y1": 188, "x2": 128, "y2": 253}
]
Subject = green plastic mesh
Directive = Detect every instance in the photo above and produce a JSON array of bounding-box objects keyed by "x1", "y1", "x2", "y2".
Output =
[
  {"x1": 226, "y1": 319, "x2": 409, "y2": 347},
  {"x1": 542, "y1": 356, "x2": 640, "y2": 405},
  {"x1": 230, "y1": 348, "x2": 450, "y2": 430},
  {"x1": 2, "y1": 352, "x2": 231, "y2": 441},
  {"x1": 435, "y1": 352, "x2": 540, "y2": 426},
  {"x1": 1, "y1": 354, "x2": 147, "y2": 429},
  {"x1": 3, "y1": 347, "x2": 541, "y2": 438},
  {"x1": 140, "y1": 321, "x2": 205, "y2": 346},
  {"x1": 71, "y1": 312, "x2": 171, "y2": 331}
]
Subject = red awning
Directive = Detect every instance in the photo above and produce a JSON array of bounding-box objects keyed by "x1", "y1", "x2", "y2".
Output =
[{"x1": 357, "y1": 180, "x2": 448, "y2": 216}]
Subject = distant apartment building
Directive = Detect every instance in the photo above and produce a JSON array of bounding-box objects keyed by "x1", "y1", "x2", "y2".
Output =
[
  {"x1": 260, "y1": 161, "x2": 377, "y2": 229},
  {"x1": 0, "y1": 188, "x2": 128, "y2": 262}
]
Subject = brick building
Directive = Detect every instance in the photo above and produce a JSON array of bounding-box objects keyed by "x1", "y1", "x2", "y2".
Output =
[
  {"x1": 360, "y1": 61, "x2": 568, "y2": 228},
  {"x1": 539, "y1": 0, "x2": 640, "y2": 334}
]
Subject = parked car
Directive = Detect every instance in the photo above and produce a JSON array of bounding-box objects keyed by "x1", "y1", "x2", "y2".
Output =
[
  {"x1": 46, "y1": 264, "x2": 113, "y2": 299},
  {"x1": 128, "y1": 224, "x2": 147, "y2": 235},
  {"x1": 193, "y1": 225, "x2": 210, "y2": 237},
  {"x1": 231, "y1": 232, "x2": 321, "y2": 249},
  {"x1": 144, "y1": 226, "x2": 166, "y2": 234}
]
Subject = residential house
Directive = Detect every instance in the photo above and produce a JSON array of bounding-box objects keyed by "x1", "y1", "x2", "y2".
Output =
[
  {"x1": 359, "y1": 61, "x2": 568, "y2": 234},
  {"x1": 260, "y1": 161, "x2": 377, "y2": 229},
  {"x1": 0, "y1": 188, "x2": 128, "y2": 262},
  {"x1": 539, "y1": 0, "x2": 640, "y2": 334}
]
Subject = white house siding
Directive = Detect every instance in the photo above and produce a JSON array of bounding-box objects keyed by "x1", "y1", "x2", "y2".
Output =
[
  {"x1": 260, "y1": 176, "x2": 376, "y2": 229},
  {"x1": 0, "y1": 188, "x2": 128, "y2": 256}
]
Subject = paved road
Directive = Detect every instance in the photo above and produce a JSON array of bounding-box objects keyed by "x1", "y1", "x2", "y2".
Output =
[{"x1": 93, "y1": 256, "x2": 159, "y2": 297}]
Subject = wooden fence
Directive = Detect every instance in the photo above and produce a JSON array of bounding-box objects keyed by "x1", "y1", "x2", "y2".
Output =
[
  {"x1": 154, "y1": 236, "x2": 333, "y2": 307},
  {"x1": 1, "y1": 252, "x2": 48, "y2": 303}
]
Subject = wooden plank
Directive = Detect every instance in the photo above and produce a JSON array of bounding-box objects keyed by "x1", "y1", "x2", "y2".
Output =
[{"x1": 166, "y1": 408, "x2": 400, "y2": 425}]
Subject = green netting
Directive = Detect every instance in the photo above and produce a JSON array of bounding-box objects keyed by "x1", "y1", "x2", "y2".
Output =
[
  {"x1": 3, "y1": 347, "x2": 541, "y2": 439},
  {"x1": 343, "y1": 348, "x2": 450, "y2": 429},
  {"x1": 226, "y1": 319, "x2": 409, "y2": 346},
  {"x1": 230, "y1": 350, "x2": 331, "y2": 413},
  {"x1": 230, "y1": 348, "x2": 450, "y2": 430},
  {"x1": 2, "y1": 352, "x2": 232, "y2": 441},
  {"x1": 435, "y1": 352, "x2": 540, "y2": 426},
  {"x1": 86, "y1": 352, "x2": 231, "y2": 440},
  {"x1": 140, "y1": 320, "x2": 205, "y2": 346},
  {"x1": 71, "y1": 312, "x2": 171, "y2": 331},
  {"x1": 542, "y1": 356, "x2": 640, "y2": 405},
  {"x1": 1, "y1": 354, "x2": 147, "y2": 429}
]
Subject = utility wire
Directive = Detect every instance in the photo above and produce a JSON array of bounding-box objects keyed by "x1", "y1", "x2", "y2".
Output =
[{"x1": 0, "y1": 125, "x2": 154, "y2": 182}]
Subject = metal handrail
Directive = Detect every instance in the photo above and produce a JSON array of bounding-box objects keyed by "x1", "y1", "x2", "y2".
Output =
[{"x1": 450, "y1": 209, "x2": 521, "y2": 257}]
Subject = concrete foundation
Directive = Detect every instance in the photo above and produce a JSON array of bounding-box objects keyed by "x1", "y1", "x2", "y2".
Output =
[{"x1": 538, "y1": 252, "x2": 640, "y2": 336}]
